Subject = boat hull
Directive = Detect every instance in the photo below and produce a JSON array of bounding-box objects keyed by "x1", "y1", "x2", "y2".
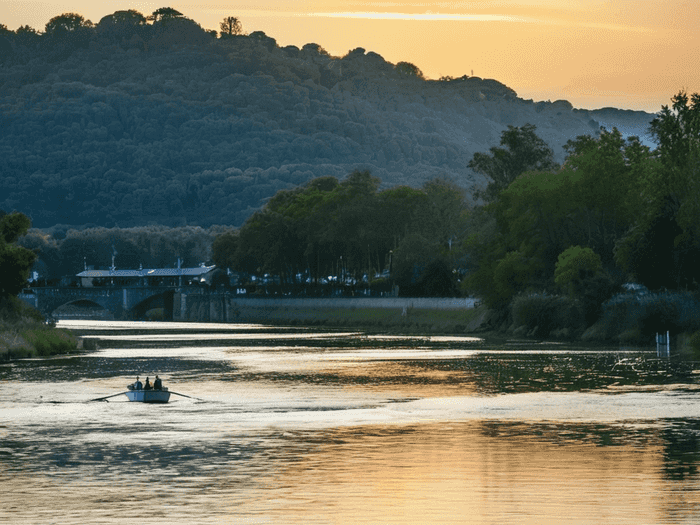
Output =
[{"x1": 124, "y1": 390, "x2": 171, "y2": 403}]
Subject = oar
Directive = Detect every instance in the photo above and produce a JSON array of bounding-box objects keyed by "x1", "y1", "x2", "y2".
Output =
[
  {"x1": 87, "y1": 391, "x2": 129, "y2": 402},
  {"x1": 169, "y1": 391, "x2": 203, "y2": 401}
]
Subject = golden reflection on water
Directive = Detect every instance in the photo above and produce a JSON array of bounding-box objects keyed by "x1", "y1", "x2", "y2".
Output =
[
  {"x1": 3, "y1": 421, "x2": 684, "y2": 525},
  {"x1": 266, "y1": 422, "x2": 678, "y2": 525}
]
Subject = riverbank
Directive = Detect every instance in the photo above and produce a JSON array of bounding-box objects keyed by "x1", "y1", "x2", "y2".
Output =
[
  {"x1": 174, "y1": 294, "x2": 484, "y2": 332},
  {"x1": 0, "y1": 296, "x2": 81, "y2": 361}
]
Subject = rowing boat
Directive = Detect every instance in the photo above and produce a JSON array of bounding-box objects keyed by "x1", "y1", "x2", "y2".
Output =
[{"x1": 124, "y1": 388, "x2": 171, "y2": 403}]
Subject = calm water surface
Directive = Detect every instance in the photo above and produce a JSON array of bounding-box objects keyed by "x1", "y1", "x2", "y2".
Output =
[{"x1": 2, "y1": 320, "x2": 700, "y2": 524}]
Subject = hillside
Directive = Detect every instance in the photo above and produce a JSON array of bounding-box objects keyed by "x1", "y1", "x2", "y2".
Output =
[{"x1": 0, "y1": 22, "x2": 655, "y2": 228}]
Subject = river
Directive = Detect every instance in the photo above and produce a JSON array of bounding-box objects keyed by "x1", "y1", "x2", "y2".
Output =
[{"x1": 2, "y1": 320, "x2": 700, "y2": 524}]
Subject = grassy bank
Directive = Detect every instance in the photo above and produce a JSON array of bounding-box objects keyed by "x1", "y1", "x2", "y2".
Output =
[
  {"x1": 232, "y1": 303, "x2": 489, "y2": 334},
  {"x1": 0, "y1": 296, "x2": 80, "y2": 361}
]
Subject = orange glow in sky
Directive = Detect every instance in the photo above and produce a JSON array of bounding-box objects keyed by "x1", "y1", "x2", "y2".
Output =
[{"x1": 3, "y1": 1, "x2": 698, "y2": 111}]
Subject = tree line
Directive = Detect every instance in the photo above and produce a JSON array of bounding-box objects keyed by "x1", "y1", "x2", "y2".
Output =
[
  {"x1": 212, "y1": 171, "x2": 468, "y2": 296},
  {"x1": 460, "y1": 91, "x2": 700, "y2": 338}
]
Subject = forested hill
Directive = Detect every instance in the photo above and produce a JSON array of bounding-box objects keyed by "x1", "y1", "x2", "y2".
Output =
[{"x1": 0, "y1": 16, "x2": 654, "y2": 228}]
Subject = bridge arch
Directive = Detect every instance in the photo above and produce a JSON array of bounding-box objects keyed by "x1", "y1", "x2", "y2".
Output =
[
  {"x1": 51, "y1": 299, "x2": 113, "y2": 319},
  {"x1": 130, "y1": 290, "x2": 175, "y2": 320}
]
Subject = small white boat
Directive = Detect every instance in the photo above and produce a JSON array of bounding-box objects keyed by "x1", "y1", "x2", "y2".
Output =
[
  {"x1": 124, "y1": 388, "x2": 171, "y2": 403},
  {"x1": 125, "y1": 382, "x2": 170, "y2": 403}
]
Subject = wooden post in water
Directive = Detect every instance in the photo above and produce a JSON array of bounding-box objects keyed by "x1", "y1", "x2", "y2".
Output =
[{"x1": 656, "y1": 331, "x2": 670, "y2": 358}]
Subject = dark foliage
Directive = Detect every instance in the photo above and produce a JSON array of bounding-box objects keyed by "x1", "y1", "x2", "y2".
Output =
[{"x1": 0, "y1": 211, "x2": 37, "y2": 298}]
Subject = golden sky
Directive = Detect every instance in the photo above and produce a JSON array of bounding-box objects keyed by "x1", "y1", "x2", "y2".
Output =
[{"x1": 4, "y1": 1, "x2": 699, "y2": 111}]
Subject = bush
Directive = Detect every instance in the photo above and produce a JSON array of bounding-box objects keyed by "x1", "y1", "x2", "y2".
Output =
[
  {"x1": 510, "y1": 293, "x2": 584, "y2": 338},
  {"x1": 594, "y1": 291, "x2": 700, "y2": 342}
]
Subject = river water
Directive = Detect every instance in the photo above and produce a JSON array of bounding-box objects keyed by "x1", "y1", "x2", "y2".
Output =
[{"x1": 2, "y1": 321, "x2": 700, "y2": 524}]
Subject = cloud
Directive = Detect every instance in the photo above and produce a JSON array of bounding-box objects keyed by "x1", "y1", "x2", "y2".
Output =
[
  {"x1": 307, "y1": 12, "x2": 533, "y2": 22},
  {"x1": 304, "y1": 10, "x2": 653, "y2": 32}
]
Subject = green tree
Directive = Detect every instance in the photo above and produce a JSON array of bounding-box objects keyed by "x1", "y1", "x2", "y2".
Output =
[
  {"x1": 0, "y1": 212, "x2": 37, "y2": 298},
  {"x1": 96, "y1": 10, "x2": 147, "y2": 41},
  {"x1": 211, "y1": 230, "x2": 239, "y2": 270},
  {"x1": 44, "y1": 12, "x2": 94, "y2": 48},
  {"x1": 15, "y1": 25, "x2": 40, "y2": 47},
  {"x1": 554, "y1": 246, "x2": 602, "y2": 293},
  {"x1": 615, "y1": 91, "x2": 700, "y2": 290},
  {"x1": 392, "y1": 233, "x2": 439, "y2": 295},
  {"x1": 561, "y1": 128, "x2": 654, "y2": 265},
  {"x1": 148, "y1": 7, "x2": 184, "y2": 23},
  {"x1": 468, "y1": 124, "x2": 558, "y2": 202},
  {"x1": 395, "y1": 61, "x2": 424, "y2": 79},
  {"x1": 219, "y1": 16, "x2": 243, "y2": 36}
]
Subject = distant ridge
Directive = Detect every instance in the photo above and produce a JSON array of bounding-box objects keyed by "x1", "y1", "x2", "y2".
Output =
[{"x1": 0, "y1": 26, "x2": 655, "y2": 228}]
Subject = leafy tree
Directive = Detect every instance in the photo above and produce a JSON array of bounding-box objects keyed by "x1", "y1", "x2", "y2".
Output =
[
  {"x1": 44, "y1": 12, "x2": 94, "y2": 48},
  {"x1": 0, "y1": 212, "x2": 37, "y2": 298},
  {"x1": 96, "y1": 10, "x2": 148, "y2": 42},
  {"x1": 45, "y1": 13, "x2": 91, "y2": 34},
  {"x1": 395, "y1": 61, "x2": 424, "y2": 79},
  {"x1": 211, "y1": 230, "x2": 239, "y2": 269},
  {"x1": 468, "y1": 124, "x2": 558, "y2": 202},
  {"x1": 392, "y1": 233, "x2": 438, "y2": 294},
  {"x1": 554, "y1": 246, "x2": 602, "y2": 293},
  {"x1": 615, "y1": 91, "x2": 700, "y2": 290},
  {"x1": 649, "y1": 91, "x2": 700, "y2": 240},
  {"x1": 561, "y1": 128, "x2": 654, "y2": 265},
  {"x1": 418, "y1": 177, "x2": 468, "y2": 250},
  {"x1": 15, "y1": 25, "x2": 40, "y2": 46},
  {"x1": 219, "y1": 16, "x2": 243, "y2": 36},
  {"x1": 148, "y1": 7, "x2": 184, "y2": 23},
  {"x1": 492, "y1": 250, "x2": 538, "y2": 306}
]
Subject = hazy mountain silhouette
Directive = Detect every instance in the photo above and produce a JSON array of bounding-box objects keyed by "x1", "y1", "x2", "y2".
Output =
[{"x1": 0, "y1": 20, "x2": 654, "y2": 228}]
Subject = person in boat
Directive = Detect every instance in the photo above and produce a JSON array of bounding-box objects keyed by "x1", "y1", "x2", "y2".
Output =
[
  {"x1": 133, "y1": 376, "x2": 143, "y2": 390},
  {"x1": 154, "y1": 375, "x2": 162, "y2": 390},
  {"x1": 144, "y1": 377, "x2": 153, "y2": 390}
]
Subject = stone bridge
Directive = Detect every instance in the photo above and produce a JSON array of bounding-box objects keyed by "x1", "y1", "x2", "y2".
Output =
[{"x1": 19, "y1": 287, "x2": 177, "y2": 319}]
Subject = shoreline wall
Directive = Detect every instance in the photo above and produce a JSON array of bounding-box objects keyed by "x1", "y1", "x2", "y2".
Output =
[{"x1": 173, "y1": 293, "x2": 478, "y2": 324}]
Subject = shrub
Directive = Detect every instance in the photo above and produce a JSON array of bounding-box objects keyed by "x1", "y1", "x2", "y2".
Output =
[
  {"x1": 595, "y1": 291, "x2": 700, "y2": 342},
  {"x1": 510, "y1": 293, "x2": 584, "y2": 338}
]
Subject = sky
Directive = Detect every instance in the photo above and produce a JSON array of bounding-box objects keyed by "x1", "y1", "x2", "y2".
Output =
[{"x1": 3, "y1": 1, "x2": 699, "y2": 112}]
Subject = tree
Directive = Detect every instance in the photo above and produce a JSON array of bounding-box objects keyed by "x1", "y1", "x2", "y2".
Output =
[
  {"x1": 649, "y1": 91, "x2": 700, "y2": 240},
  {"x1": 554, "y1": 246, "x2": 602, "y2": 293},
  {"x1": 211, "y1": 230, "x2": 239, "y2": 269},
  {"x1": 219, "y1": 16, "x2": 243, "y2": 36},
  {"x1": 15, "y1": 25, "x2": 40, "y2": 47},
  {"x1": 395, "y1": 61, "x2": 424, "y2": 79},
  {"x1": 561, "y1": 128, "x2": 654, "y2": 265},
  {"x1": 615, "y1": 91, "x2": 700, "y2": 290},
  {"x1": 44, "y1": 12, "x2": 94, "y2": 48},
  {"x1": 148, "y1": 7, "x2": 184, "y2": 23},
  {"x1": 96, "y1": 10, "x2": 148, "y2": 42},
  {"x1": 468, "y1": 124, "x2": 558, "y2": 202},
  {"x1": 0, "y1": 212, "x2": 37, "y2": 298}
]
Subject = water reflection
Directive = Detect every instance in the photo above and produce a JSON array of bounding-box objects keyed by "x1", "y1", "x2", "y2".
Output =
[{"x1": 2, "y1": 321, "x2": 700, "y2": 524}]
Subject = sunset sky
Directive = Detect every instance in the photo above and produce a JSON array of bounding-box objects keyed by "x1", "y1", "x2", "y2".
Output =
[{"x1": 3, "y1": 1, "x2": 698, "y2": 112}]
